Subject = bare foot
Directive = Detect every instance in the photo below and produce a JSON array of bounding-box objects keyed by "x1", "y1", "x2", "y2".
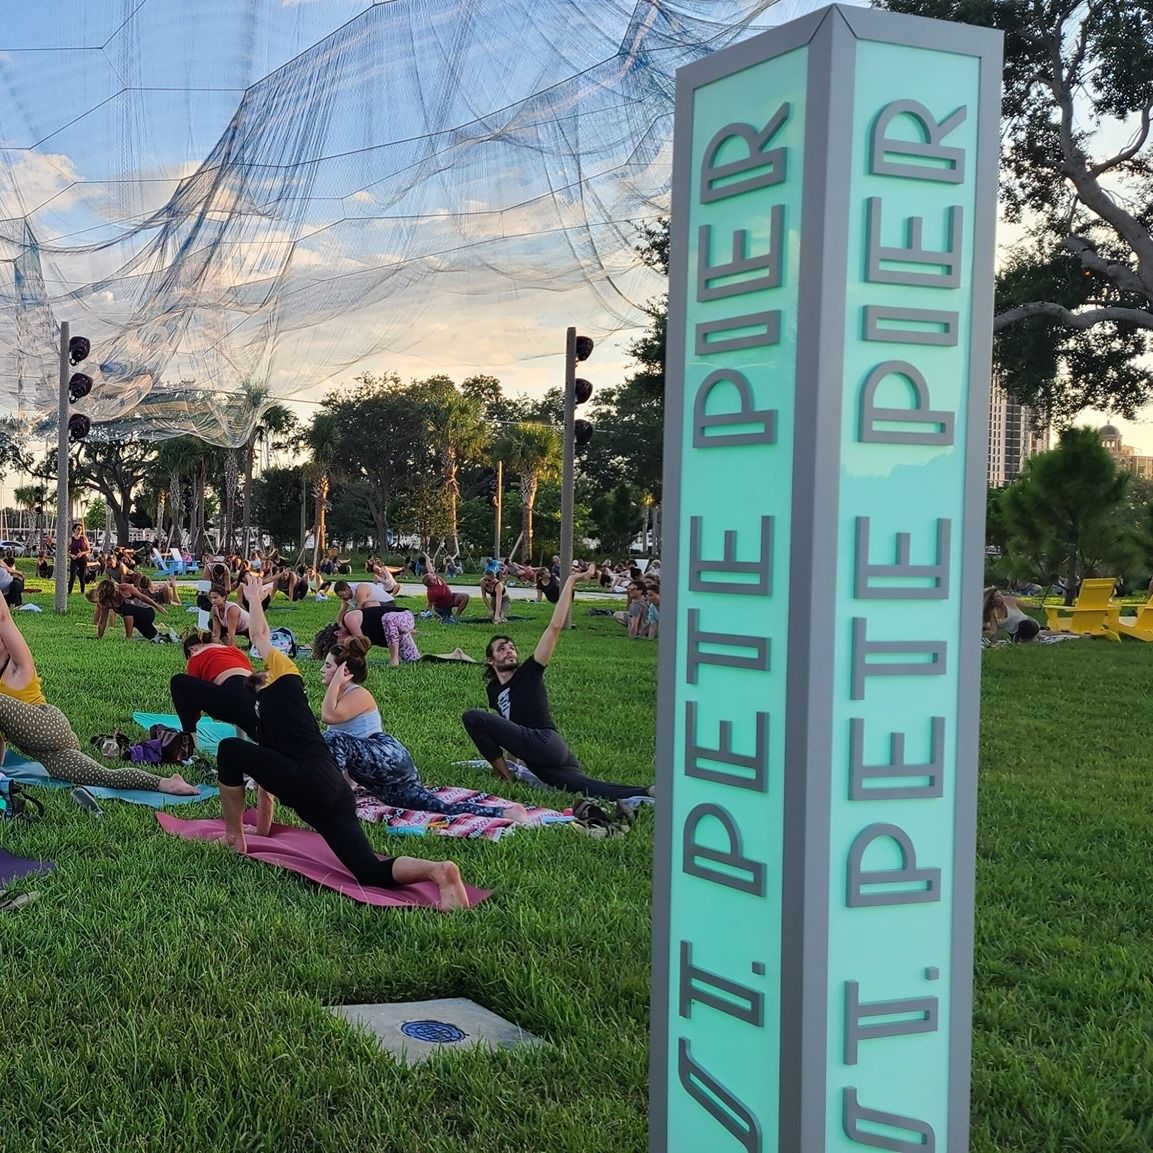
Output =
[
  {"x1": 158, "y1": 774, "x2": 199, "y2": 796},
  {"x1": 223, "y1": 828, "x2": 248, "y2": 854},
  {"x1": 502, "y1": 803, "x2": 530, "y2": 825},
  {"x1": 432, "y1": 861, "x2": 470, "y2": 910}
]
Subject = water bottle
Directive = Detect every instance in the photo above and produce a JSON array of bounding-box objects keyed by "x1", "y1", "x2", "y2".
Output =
[{"x1": 70, "y1": 786, "x2": 103, "y2": 817}]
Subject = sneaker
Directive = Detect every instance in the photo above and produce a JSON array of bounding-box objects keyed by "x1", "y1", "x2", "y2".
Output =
[{"x1": 151, "y1": 635, "x2": 166, "y2": 644}]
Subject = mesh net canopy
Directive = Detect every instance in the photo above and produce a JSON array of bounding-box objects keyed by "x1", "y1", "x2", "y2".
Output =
[{"x1": 0, "y1": 0, "x2": 805, "y2": 446}]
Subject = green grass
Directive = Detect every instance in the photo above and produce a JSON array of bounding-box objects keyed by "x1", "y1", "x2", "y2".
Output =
[{"x1": 1, "y1": 583, "x2": 1150, "y2": 1150}]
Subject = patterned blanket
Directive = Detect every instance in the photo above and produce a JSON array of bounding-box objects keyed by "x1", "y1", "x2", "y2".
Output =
[{"x1": 353, "y1": 785, "x2": 573, "y2": 842}]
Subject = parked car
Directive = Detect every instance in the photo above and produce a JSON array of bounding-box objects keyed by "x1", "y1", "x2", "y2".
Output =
[{"x1": 0, "y1": 541, "x2": 27, "y2": 556}]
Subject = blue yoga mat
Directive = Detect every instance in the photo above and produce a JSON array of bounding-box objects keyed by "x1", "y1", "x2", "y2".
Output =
[
  {"x1": 3, "y1": 752, "x2": 218, "y2": 808},
  {"x1": 132, "y1": 711, "x2": 238, "y2": 757}
]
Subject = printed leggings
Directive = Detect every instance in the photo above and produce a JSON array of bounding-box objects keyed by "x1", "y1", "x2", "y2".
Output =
[
  {"x1": 323, "y1": 729, "x2": 506, "y2": 817},
  {"x1": 216, "y1": 737, "x2": 397, "y2": 888},
  {"x1": 461, "y1": 709, "x2": 650, "y2": 801},
  {"x1": 0, "y1": 694, "x2": 180, "y2": 790}
]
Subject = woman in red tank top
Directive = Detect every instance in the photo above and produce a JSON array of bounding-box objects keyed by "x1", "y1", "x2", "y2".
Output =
[{"x1": 169, "y1": 629, "x2": 258, "y2": 747}]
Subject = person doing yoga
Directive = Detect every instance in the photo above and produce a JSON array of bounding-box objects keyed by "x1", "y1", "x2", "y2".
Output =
[
  {"x1": 215, "y1": 573, "x2": 471, "y2": 910},
  {"x1": 321, "y1": 636, "x2": 528, "y2": 822},
  {"x1": 462, "y1": 567, "x2": 654, "y2": 802},
  {"x1": 170, "y1": 629, "x2": 258, "y2": 743},
  {"x1": 208, "y1": 586, "x2": 250, "y2": 646},
  {"x1": 0, "y1": 587, "x2": 198, "y2": 793}
]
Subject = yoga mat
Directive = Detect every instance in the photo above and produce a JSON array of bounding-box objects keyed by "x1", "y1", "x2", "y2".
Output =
[
  {"x1": 132, "y1": 711, "x2": 238, "y2": 757},
  {"x1": 354, "y1": 786, "x2": 573, "y2": 842},
  {"x1": 4, "y1": 757, "x2": 217, "y2": 807},
  {"x1": 156, "y1": 811, "x2": 492, "y2": 909},
  {"x1": 0, "y1": 847, "x2": 54, "y2": 886}
]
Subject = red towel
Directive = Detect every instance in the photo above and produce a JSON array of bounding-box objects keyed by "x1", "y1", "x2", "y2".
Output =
[{"x1": 155, "y1": 811, "x2": 490, "y2": 909}]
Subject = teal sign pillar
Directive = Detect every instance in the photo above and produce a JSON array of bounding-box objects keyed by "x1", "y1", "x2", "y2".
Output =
[{"x1": 651, "y1": 6, "x2": 1002, "y2": 1152}]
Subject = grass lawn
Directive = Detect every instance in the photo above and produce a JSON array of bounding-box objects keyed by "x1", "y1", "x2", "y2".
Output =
[{"x1": 0, "y1": 582, "x2": 1150, "y2": 1151}]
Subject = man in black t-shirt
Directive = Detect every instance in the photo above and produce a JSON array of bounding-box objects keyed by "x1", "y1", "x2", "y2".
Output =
[{"x1": 461, "y1": 567, "x2": 654, "y2": 803}]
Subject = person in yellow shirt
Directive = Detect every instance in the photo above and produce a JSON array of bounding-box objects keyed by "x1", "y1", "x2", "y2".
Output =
[{"x1": 0, "y1": 588, "x2": 198, "y2": 793}]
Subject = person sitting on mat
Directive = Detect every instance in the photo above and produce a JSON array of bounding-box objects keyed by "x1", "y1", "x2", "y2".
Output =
[
  {"x1": 208, "y1": 585, "x2": 251, "y2": 647},
  {"x1": 0, "y1": 587, "x2": 198, "y2": 794},
  {"x1": 462, "y1": 566, "x2": 654, "y2": 802},
  {"x1": 321, "y1": 635, "x2": 527, "y2": 823},
  {"x1": 170, "y1": 629, "x2": 258, "y2": 744},
  {"x1": 215, "y1": 573, "x2": 471, "y2": 909}
]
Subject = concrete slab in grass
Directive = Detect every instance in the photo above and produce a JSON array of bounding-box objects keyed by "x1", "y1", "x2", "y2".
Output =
[{"x1": 331, "y1": 997, "x2": 543, "y2": 1065}]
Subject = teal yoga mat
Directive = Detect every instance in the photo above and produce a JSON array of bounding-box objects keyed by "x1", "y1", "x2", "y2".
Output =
[
  {"x1": 3, "y1": 753, "x2": 218, "y2": 808},
  {"x1": 132, "y1": 712, "x2": 238, "y2": 757}
]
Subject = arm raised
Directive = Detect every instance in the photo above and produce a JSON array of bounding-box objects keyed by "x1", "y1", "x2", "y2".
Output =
[{"x1": 533, "y1": 565, "x2": 596, "y2": 667}]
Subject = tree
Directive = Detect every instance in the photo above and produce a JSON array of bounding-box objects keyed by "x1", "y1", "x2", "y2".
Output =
[
  {"x1": 584, "y1": 218, "x2": 668, "y2": 503},
  {"x1": 493, "y1": 422, "x2": 562, "y2": 560},
  {"x1": 72, "y1": 439, "x2": 157, "y2": 545},
  {"x1": 1001, "y1": 425, "x2": 1130, "y2": 600},
  {"x1": 250, "y1": 465, "x2": 306, "y2": 550},
  {"x1": 590, "y1": 482, "x2": 645, "y2": 556},
  {"x1": 304, "y1": 410, "x2": 341, "y2": 570},
  {"x1": 881, "y1": 0, "x2": 1153, "y2": 418},
  {"x1": 84, "y1": 497, "x2": 107, "y2": 535},
  {"x1": 321, "y1": 373, "x2": 430, "y2": 549},
  {"x1": 416, "y1": 375, "x2": 490, "y2": 557}
]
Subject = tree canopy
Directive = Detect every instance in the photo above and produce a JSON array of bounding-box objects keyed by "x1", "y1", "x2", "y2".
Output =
[{"x1": 883, "y1": 0, "x2": 1153, "y2": 419}]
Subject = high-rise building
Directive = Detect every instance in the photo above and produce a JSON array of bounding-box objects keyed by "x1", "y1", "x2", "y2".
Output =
[{"x1": 987, "y1": 380, "x2": 1048, "y2": 486}]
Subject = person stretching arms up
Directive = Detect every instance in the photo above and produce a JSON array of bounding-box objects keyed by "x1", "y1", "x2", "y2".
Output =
[
  {"x1": 215, "y1": 573, "x2": 471, "y2": 909},
  {"x1": 462, "y1": 567, "x2": 654, "y2": 802}
]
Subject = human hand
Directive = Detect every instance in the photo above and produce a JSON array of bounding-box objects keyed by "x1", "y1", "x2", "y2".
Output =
[{"x1": 332, "y1": 663, "x2": 354, "y2": 690}]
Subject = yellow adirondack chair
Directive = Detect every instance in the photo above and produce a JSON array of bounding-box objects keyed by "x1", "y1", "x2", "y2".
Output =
[
  {"x1": 1043, "y1": 577, "x2": 1121, "y2": 640},
  {"x1": 1117, "y1": 594, "x2": 1153, "y2": 642}
]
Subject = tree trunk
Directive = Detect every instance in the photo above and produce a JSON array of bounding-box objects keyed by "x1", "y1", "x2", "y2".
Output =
[
  {"x1": 312, "y1": 474, "x2": 329, "y2": 571},
  {"x1": 1064, "y1": 538, "x2": 1078, "y2": 606},
  {"x1": 299, "y1": 469, "x2": 309, "y2": 554},
  {"x1": 168, "y1": 474, "x2": 183, "y2": 548},
  {"x1": 224, "y1": 450, "x2": 239, "y2": 553},
  {"x1": 522, "y1": 471, "x2": 537, "y2": 560},
  {"x1": 242, "y1": 436, "x2": 256, "y2": 559}
]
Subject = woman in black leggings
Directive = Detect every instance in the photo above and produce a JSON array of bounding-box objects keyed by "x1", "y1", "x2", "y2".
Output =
[
  {"x1": 215, "y1": 573, "x2": 471, "y2": 910},
  {"x1": 91, "y1": 578, "x2": 170, "y2": 642}
]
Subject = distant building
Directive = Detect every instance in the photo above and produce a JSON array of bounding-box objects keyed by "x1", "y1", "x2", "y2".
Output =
[
  {"x1": 1098, "y1": 425, "x2": 1153, "y2": 480},
  {"x1": 987, "y1": 380, "x2": 1048, "y2": 486}
]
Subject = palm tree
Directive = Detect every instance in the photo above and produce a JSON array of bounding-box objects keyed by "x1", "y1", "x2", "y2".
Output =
[
  {"x1": 427, "y1": 388, "x2": 489, "y2": 558},
  {"x1": 154, "y1": 437, "x2": 203, "y2": 547},
  {"x1": 493, "y1": 422, "x2": 562, "y2": 561},
  {"x1": 305, "y1": 411, "x2": 341, "y2": 570}
]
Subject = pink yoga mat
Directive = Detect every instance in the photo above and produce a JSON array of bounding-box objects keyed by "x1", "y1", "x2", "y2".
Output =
[{"x1": 155, "y1": 811, "x2": 491, "y2": 909}]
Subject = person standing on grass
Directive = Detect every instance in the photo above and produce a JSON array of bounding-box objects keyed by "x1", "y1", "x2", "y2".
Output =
[
  {"x1": 68, "y1": 522, "x2": 91, "y2": 595},
  {"x1": 461, "y1": 566, "x2": 655, "y2": 803},
  {"x1": 0, "y1": 586, "x2": 198, "y2": 794},
  {"x1": 215, "y1": 573, "x2": 471, "y2": 910}
]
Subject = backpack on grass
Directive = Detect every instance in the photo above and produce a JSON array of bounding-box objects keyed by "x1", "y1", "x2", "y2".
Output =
[{"x1": 0, "y1": 772, "x2": 44, "y2": 823}]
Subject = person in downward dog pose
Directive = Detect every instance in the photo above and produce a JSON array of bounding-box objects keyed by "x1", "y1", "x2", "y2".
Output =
[
  {"x1": 462, "y1": 567, "x2": 654, "y2": 802},
  {"x1": 0, "y1": 588, "x2": 197, "y2": 793},
  {"x1": 321, "y1": 635, "x2": 527, "y2": 822},
  {"x1": 215, "y1": 573, "x2": 471, "y2": 910}
]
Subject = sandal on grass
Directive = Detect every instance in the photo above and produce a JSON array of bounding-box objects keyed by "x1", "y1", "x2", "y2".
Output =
[{"x1": 0, "y1": 889, "x2": 41, "y2": 912}]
